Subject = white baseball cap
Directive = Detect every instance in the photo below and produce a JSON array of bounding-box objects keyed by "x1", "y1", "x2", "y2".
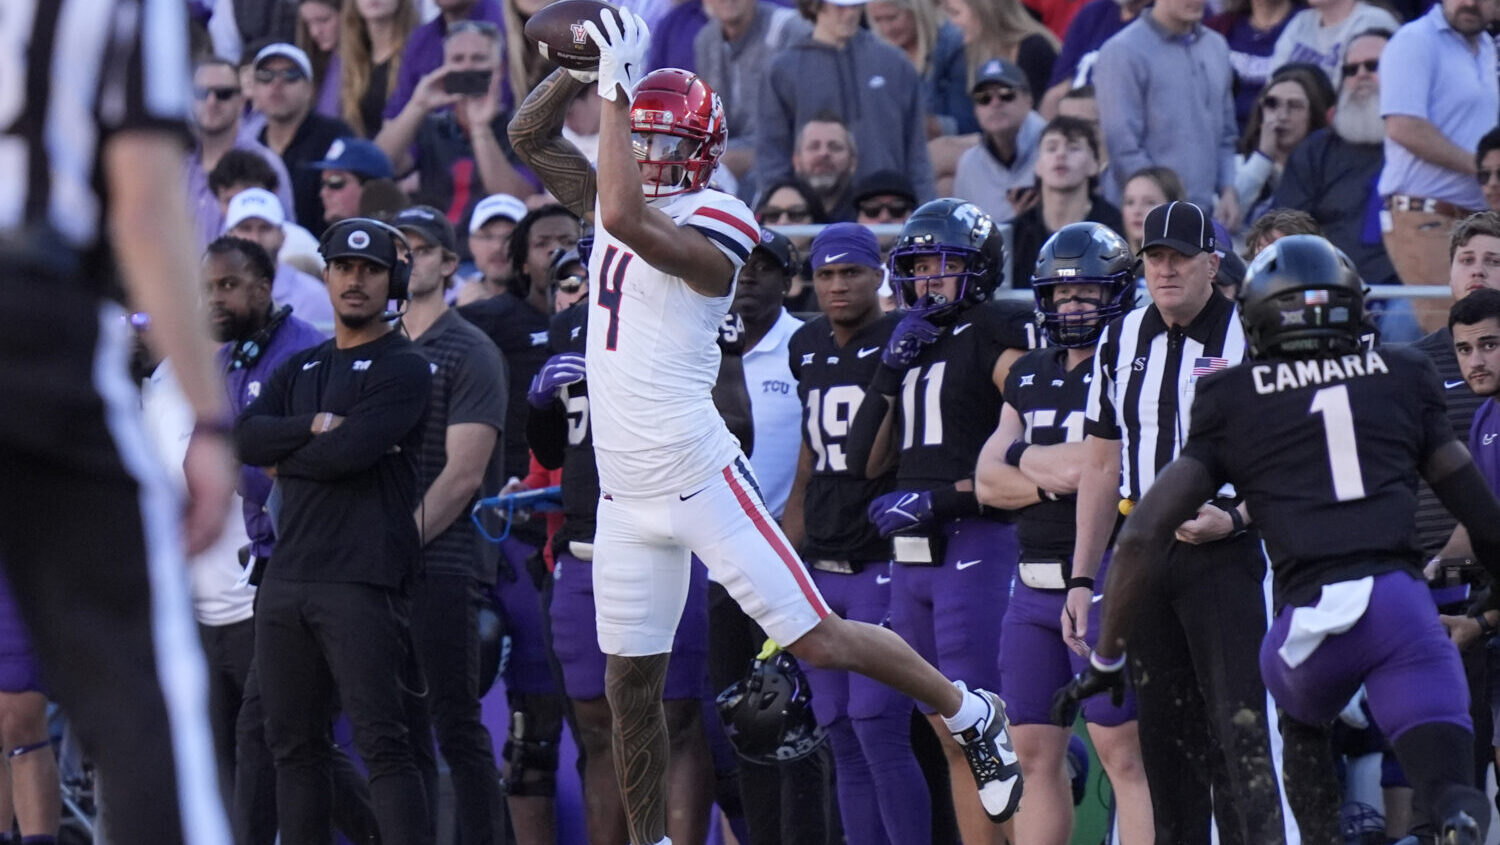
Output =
[
  {"x1": 253, "y1": 43, "x2": 313, "y2": 80},
  {"x1": 469, "y1": 193, "x2": 528, "y2": 234},
  {"x1": 224, "y1": 188, "x2": 286, "y2": 231}
]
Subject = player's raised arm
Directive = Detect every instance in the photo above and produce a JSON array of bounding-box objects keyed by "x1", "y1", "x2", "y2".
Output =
[{"x1": 508, "y1": 68, "x2": 598, "y2": 218}]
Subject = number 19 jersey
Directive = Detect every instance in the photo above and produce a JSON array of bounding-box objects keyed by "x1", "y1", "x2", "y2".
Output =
[{"x1": 586, "y1": 189, "x2": 761, "y2": 498}]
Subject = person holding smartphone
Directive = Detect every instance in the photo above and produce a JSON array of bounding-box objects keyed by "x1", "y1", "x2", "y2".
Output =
[{"x1": 375, "y1": 20, "x2": 538, "y2": 217}]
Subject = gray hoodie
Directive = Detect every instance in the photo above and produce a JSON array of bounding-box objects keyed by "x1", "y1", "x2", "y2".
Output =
[
  {"x1": 1095, "y1": 12, "x2": 1238, "y2": 212},
  {"x1": 695, "y1": 3, "x2": 812, "y2": 154},
  {"x1": 757, "y1": 29, "x2": 936, "y2": 202}
]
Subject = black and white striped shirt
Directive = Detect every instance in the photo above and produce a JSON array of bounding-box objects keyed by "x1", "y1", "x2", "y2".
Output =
[
  {"x1": 2, "y1": 0, "x2": 190, "y2": 277},
  {"x1": 1085, "y1": 292, "x2": 1248, "y2": 501}
]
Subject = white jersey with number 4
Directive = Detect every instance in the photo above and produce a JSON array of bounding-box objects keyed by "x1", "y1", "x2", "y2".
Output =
[{"x1": 587, "y1": 188, "x2": 761, "y2": 498}]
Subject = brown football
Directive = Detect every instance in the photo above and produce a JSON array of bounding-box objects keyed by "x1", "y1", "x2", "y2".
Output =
[{"x1": 524, "y1": 0, "x2": 620, "y2": 72}]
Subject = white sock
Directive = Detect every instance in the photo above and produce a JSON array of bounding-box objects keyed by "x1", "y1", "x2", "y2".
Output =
[{"x1": 941, "y1": 681, "x2": 990, "y2": 733}]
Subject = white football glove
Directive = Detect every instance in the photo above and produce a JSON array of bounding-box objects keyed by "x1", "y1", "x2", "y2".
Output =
[{"x1": 582, "y1": 8, "x2": 651, "y2": 102}]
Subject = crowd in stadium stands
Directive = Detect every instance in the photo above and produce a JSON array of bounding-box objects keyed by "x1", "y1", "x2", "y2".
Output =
[{"x1": 53, "y1": 0, "x2": 1495, "y2": 842}]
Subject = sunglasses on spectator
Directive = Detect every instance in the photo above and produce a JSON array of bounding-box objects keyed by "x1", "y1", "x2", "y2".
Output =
[
  {"x1": 254, "y1": 68, "x2": 306, "y2": 84},
  {"x1": 448, "y1": 20, "x2": 501, "y2": 36},
  {"x1": 1261, "y1": 95, "x2": 1307, "y2": 112},
  {"x1": 1340, "y1": 59, "x2": 1379, "y2": 78},
  {"x1": 858, "y1": 200, "x2": 913, "y2": 218},
  {"x1": 761, "y1": 206, "x2": 811, "y2": 223},
  {"x1": 556, "y1": 274, "x2": 587, "y2": 293},
  {"x1": 321, "y1": 176, "x2": 350, "y2": 191},
  {"x1": 194, "y1": 86, "x2": 240, "y2": 102},
  {"x1": 1479, "y1": 169, "x2": 1500, "y2": 185},
  {"x1": 972, "y1": 89, "x2": 1019, "y2": 107}
]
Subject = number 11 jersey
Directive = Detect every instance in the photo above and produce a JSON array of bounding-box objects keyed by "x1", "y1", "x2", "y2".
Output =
[{"x1": 586, "y1": 189, "x2": 761, "y2": 498}]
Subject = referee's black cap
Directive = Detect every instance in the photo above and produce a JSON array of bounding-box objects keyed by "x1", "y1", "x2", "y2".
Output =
[
  {"x1": 321, "y1": 218, "x2": 398, "y2": 268},
  {"x1": 1140, "y1": 201, "x2": 1215, "y2": 257}
]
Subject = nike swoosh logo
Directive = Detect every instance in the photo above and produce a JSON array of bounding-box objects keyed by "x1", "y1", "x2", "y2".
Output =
[
  {"x1": 857, "y1": 346, "x2": 879, "y2": 358},
  {"x1": 1445, "y1": 379, "x2": 1467, "y2": 389},
  {"x1": 1486, "y1": 433, "x2": 1498, "y2": 446},
  {"x1": 953, "y1": 323, "x2": 972, "y2": 335},
  {"x1": 824, "y1": 251, "x2": 849, "y2": 263},
  {"x1": 679, "y1": 486, "x2": 708, "y2": 501},
  {"x1": 302, "y1": 360, "x2": 320, "y2": 370},
  {"x1": 1092, "y1": 593, "x2": 1104, "y2": 603},
  {"x1": 955, "y1": 559, "x2": 982, "y2": 570},
  {"x1": 875, "y1": 574, "x2": 891, "y2": 584},
  {"x1": 623, "y1": 62, "x2": 634, "y2": 78}
]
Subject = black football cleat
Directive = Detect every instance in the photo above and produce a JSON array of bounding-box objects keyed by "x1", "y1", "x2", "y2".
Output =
[{"x1": 1440, "y1": 811, "x2": 1480, "y2": 845}]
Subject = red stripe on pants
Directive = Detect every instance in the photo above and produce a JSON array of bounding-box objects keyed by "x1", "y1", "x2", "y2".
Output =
[{"x1": 720, "y1": 466, "x2": 831, "y2": 619}]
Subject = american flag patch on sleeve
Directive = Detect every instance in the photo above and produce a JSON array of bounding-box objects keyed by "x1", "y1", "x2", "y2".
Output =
[{"x1": 1191, "y1": 357, "x2": 1229, "y2": 378}]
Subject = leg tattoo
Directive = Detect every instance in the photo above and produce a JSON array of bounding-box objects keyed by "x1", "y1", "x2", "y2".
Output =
[{"x1": 606, "y1": 654, "x2": 671, "y2": 844}]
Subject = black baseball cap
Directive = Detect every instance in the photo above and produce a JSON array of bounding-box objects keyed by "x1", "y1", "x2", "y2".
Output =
[
  {"x1": 971, "y1": 58, "x2": 1029, "y2": 95},
  {"x1": 851, "y1": 170, "x2": 918, "y2": 207},
  {"x1": 1139, "y1": 201, "x2": 1215, "y2": 257},
  {"x1": 392, "y1": 205, "x2": 457, "y2": 253},
  {"x1": 753, "y1": 227, "x2": 800, "y2": 276},
  {"x1": 321, "y1": 218, "x2": 399, "y2": 267}
]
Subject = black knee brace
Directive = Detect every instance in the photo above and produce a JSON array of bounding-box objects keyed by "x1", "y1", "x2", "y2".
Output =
[{"x1": 503, "y1": 694, "x2": 563, "y2": 797}]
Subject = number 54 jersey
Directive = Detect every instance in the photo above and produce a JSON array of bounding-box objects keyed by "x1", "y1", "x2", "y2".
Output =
[
  {"x1": 586, "y1": 189, "x2": 760, "y2": 498},
  {"x1": 789, "y1": 313, "x2": 901, "y2": 562},
  {"x1": 1181, "y1": 345, "x2": 1454, "y2": 606}
]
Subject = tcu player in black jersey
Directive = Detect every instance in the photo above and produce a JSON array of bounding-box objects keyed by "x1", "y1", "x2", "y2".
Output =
[
  {"x1": 975, "y1": 223, "x2": 1153, "y2": 845},
  {"x1": 781, "y1": 223, "x2": 931, "y2": 844},
  {"x1": 1053, "y1": 236, "x2": 1500, "y2": 845},
  {"x1": 845, "y1": 198, "x2": 1033, "y2": 840}
]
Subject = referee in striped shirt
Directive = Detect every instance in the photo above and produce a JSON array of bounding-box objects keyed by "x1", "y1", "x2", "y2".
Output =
[
  {"x1": 1063, "y1": 202, "x2": 1288, "y2": 843},
  {"x1": 1, "y1": 1, "x2": 235, "y2": 842}
]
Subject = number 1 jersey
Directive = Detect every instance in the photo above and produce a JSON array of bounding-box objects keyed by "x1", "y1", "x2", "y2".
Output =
[
  {"x1": 1181, "y1": 345, "x2": 1454, "y2": 605},
  {"x1": 586, "y1": 189, "x2": 761, "y2": 498}
]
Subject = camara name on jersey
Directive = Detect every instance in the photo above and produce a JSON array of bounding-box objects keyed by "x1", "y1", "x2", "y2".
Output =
[{"x1": 1250, "y1": 350, "x2": 1390, "y2": 395}]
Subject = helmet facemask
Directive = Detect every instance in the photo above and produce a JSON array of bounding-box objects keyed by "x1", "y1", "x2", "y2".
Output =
[
  {"x1": 890, "y1": 246, "x2": 984, "y2": 324},
  {"x1": 1033, "y1": 275, "x2": 1134, "y2": 348},
  {"x1": 630, "y1": 131, "x2": 705, "y2": 197}
]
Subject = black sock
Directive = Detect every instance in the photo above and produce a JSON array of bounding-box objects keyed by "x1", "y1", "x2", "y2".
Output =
[{"x1": 1392, "y1": 722, "x2": 1490, "y2": 840}]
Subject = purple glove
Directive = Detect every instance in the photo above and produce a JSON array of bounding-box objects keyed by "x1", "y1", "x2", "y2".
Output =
[
  {"x1": 527, "y1": 352, "x2": 586, "y2": 408},
  {"x1": 882, "y1": 309, "x2": 941, "y2": 370},
  {"x1": 867, "y1": 490, "x2": 935, "y2": 538}
]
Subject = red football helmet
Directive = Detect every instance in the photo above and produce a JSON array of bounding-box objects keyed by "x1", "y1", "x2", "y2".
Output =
[{"x1": 629, "y1": 68, "x2": 727, "y2": 198}]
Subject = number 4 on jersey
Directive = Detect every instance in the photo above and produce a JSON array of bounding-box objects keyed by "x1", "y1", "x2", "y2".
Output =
[{"x1": 596, "y1": 245, "x2": 634, "y2": 351}]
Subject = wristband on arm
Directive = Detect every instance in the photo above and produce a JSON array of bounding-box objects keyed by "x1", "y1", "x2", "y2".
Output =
[
  {"x1": 869, "y1": 363, "x2": 905, "y2": 396},
  {"x1": 929, "y1": 484, "x2": 983, "y2": 520},
  {"x1": 1090, "y1": 651, "x2": 1126, "y2": 673},
  {"x1": 1213, "y1": 499, "x2": 1247, "y2": 536}
]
